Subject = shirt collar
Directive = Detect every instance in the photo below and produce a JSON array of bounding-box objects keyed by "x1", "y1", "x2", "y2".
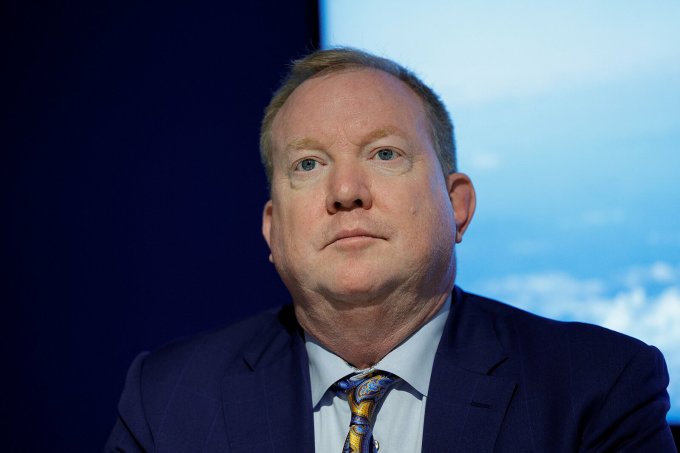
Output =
[{"x1": 305, "y1": 295, "x2": 451, "y2": 407}]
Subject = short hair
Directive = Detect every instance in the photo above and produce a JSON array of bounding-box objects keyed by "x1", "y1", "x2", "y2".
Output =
[{"x1": 259, "y1": 47, "x2": 457, "y2": 185}]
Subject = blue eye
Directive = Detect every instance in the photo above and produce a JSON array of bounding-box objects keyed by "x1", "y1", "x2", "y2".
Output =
[
  {"x1": 376, "y1": 149, "x2": 397, "y2": 160},
  {"x1": 297, "y1": 158, "x2": 317, "y2": 171}
]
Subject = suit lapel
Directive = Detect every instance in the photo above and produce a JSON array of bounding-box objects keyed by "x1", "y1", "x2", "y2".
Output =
[
  {"x1": 423, "y1": 288, "x2": 517, "y2": 453},
  {"x1": 221, "y1": 306, "x2": 315, "y2": 453}
]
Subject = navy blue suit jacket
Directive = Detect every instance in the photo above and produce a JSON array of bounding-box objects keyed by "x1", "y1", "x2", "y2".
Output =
[{"x1": 105, "y1": 288, "x2": 676, "y2": 452}]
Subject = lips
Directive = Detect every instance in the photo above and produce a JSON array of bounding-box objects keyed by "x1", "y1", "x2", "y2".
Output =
[{"x1": 326, "y1": 228, "x2": 384, "y2": 248}]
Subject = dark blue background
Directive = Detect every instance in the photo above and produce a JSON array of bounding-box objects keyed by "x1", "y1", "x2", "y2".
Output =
[{"x1": 4, "y1": 1, "x2": 317, "y2": 451}]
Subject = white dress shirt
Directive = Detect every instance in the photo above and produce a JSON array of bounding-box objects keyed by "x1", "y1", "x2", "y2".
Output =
[{"x1": 304, "y1": 296, "x2": 450, "y2": 453}]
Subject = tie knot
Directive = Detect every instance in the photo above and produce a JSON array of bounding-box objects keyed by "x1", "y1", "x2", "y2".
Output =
[{"x1": 334, "y1": 370, "x2": 401, "y2": 422}]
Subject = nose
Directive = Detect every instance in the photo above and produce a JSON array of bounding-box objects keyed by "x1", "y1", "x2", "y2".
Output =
[{"x1": 325, "y1": 162, "x2": 373, "y2": 213}]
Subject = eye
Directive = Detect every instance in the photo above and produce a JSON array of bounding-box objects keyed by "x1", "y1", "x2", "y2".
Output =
[
  {"x1": 295, "y1": 158, "x2": 318, "y2": 172},
  {"x1": 375, "y1": 148, "x2": 398, "y2": 161}
]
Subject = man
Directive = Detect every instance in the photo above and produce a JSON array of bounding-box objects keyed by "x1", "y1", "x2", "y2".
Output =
[{"x1": 105, "y1": 48, "x2": 676, "y2": 452}]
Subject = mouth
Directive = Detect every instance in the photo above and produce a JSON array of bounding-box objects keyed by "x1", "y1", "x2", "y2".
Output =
[{"x1": 326, "y1": 228, "x2": 385, "y2": 248}]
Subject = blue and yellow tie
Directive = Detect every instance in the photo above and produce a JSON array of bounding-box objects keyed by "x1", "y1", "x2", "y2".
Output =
[{"x1": 334, "y1": 370, "x2": 401, "y2": 453}]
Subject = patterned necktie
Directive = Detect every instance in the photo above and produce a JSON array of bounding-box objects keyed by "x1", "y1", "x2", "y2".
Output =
[{"x1": 334, "y1": 370, "x2": 402, "y2": 453}]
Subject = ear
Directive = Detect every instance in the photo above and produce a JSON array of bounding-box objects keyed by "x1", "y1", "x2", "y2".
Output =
[
  {"x1": 262, "y1": 200, "x2": 274, "y2": 262},
  {"x1": 445, "y1": 172, "x2": 476, "y2": 243}
]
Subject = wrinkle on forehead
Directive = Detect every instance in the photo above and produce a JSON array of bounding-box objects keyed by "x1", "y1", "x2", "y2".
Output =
[{"x1": 275, "y1": 68, "x2": 424, "y2": 122}]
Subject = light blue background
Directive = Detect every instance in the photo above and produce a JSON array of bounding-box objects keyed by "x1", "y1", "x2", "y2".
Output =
[{"x1": 322, "y1": 0, "x2": 680, "y2": 422}]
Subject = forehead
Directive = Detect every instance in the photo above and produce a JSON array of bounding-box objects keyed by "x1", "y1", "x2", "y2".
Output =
[{"x1": 271, "y1": 68, "x2": 429, "y2": 148}]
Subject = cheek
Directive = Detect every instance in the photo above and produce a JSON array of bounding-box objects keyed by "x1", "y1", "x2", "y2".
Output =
[
  {"x1": 405, "y1": 182, "x2": 455, "y2": 239},
  {"x1": 272, "y1": 198, "x2": 321, "y2": 252},
  {"x1": 401, "y1": 174, "x2": 449, "y2": 213}
]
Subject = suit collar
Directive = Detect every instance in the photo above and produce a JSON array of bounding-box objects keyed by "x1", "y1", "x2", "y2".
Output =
[
  {"x1": 221, "y1": 305, "x2": 315, "y2": 453},
  {"x1": 437, "y1": 287, "x2": 508, "y2": 374},
  {"x1": 423, "y1": 287, "x2": 517, "y2": 453},
  {"x1": 241, "y1": 305, "x2": 303, "y2": 370}
]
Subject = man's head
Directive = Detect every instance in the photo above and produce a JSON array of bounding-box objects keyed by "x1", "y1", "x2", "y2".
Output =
[
  {"x1": 260, "y1": 48, "x2": 457, "y2": 186},
  {"x1": 260, "y1": 48, "x2": 476, "y2": 317}
]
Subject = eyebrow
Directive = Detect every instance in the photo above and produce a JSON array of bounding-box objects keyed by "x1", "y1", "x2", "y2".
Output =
[
  {"x1": 285, "y1": 127, "x2": 403, "y2": 152},
  {"x1": 361, "y1": 127, "x2": 399, "y2": 145},
  {"x1": 286, "y1": 137, "x2": 325, "y2": 152}
]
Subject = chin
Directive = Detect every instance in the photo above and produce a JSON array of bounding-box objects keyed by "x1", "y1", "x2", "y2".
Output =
[
  {"x1": 320, "y1": 274, "x2": 399, "y2": 304},
  {"x1": 307, "y1": 257, "x2": 407, "y2": 302}
]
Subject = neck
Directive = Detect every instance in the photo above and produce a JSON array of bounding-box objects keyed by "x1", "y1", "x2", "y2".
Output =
[{"x1": 294, "y1": 291, "x2": 449, "y2": 369}]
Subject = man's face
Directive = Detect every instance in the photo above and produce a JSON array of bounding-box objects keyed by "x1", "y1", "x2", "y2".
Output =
[{"x1": 263, "y1": 69, "x2": 473, "y2": 305}]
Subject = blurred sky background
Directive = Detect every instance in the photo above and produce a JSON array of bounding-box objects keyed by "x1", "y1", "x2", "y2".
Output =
[{"x1": 321, "y1": 0, "x2": 680, "y2": 422}]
